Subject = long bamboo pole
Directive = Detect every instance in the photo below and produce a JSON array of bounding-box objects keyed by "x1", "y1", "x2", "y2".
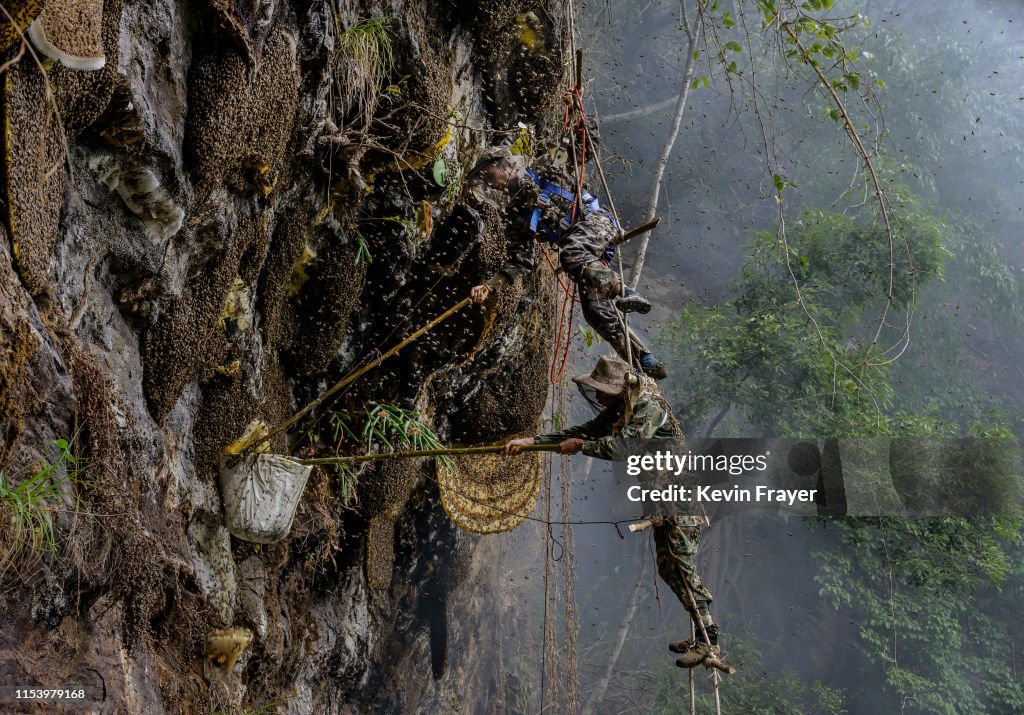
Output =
[
  {"x1": 237, "y1": 297, "x2": 473, "y2": 457},
  {"x1": 296, "y1": 442, "x2": 556, "y2": 466}
]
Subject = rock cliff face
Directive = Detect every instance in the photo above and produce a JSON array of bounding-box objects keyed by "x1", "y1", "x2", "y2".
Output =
[{"x1": 0, "y1": 1, "x2": 566, "y2": 711}]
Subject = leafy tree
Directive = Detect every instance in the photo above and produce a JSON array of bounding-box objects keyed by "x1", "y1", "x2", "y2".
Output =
[
  {"x1": 649, "y1": 632, "x2": 848, "y2": 714},
  {"x1": 815, "y1": 516, "x2": 1024, "y2": 714},
  {"x1": 587, "y1": 3, "x2": 1024, "y2": 713},
  {"x1": 658, "y1": 189, "x2": 944, "y2": 437}
]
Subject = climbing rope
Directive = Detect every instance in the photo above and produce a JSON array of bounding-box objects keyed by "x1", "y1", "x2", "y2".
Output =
[
  {"x1": 551, "y1": 283, "x2": 577, "y2": 384},
  {"x1": 558, "y1": 49, "x2": 638, "y2": 374},
  {"x1": 539, "y1": 242, "x2": 577, "y2": 384},
  {"x1": 566, "y1": 54, "x2": 736, "y2": 708},
  {"x1": 556, "y1": 381, "x2": 581, "y2": 713}
]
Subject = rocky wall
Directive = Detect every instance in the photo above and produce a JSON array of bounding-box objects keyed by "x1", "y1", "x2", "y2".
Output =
[{"x1": 0, "y1": 0, "x2": 567, "y2": 712}]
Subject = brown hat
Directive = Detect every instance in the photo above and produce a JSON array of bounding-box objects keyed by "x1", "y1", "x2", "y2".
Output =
[
  {"x1": 28, "y1": 0, "x2": 106, "y2": 71},
  {"x1": 572, "y1": 355, "x2": 634, "y2": 397}
]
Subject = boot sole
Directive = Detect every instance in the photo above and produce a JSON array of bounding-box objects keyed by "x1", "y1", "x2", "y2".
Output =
[{"x1": 615, "y1": 299, "x2": 652, "y2": 314}]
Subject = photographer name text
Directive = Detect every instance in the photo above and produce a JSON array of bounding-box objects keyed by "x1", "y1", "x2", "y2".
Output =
[{"x1": 626, "y1": 484, "x2": 816, "y2": 506}]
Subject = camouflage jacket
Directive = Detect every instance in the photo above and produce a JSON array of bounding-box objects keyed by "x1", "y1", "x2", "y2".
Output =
[
  {"x1": 490, "y1": 165, "x2": 579, "y2": 288},
  {"x1": 535, "y1": 391, "x2": 677, "y2": 461}
]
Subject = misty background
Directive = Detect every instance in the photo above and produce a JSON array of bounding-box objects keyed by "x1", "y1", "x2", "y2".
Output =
[{"x1": 468, "y1": 2, "x2": 1024, "y2": 713}]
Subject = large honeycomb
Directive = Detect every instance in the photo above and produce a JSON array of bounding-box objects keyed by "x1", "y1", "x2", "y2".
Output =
[
  {"x1": 186, "y1": 27, "x2": 300, "y2": 196},
  {"x1": 1, "y1": 60, "x2": 65, "y2": 297},
  {"x1": 142, "y1": 213, "x2": 270, "y2": 421},
  {"x1": 282, "y1": 225, "x2": 367, "y2": 377}
]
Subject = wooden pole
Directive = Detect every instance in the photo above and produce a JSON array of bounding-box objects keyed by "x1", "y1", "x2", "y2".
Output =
[
  {"x1": 237, "y1": 297, "x2": 473, "y2": 456},
  {"x1": 681, "y1": 579, "x2": 736, "y2": 677},
  {"x1": 296, "y1": 442, "x2": 556, "y2": 466},
  {"x1": 551, "y1": 218, "x2": 661, "y2": 277},
  {"x1": 611, "y1": 217, "x2": 660, "y2": 248},
  {"x1": 689, "y1": 619, "x2": 697, "y2": 715}
]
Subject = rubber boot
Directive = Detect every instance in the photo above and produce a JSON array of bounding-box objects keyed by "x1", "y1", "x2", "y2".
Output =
[
  {"x1": 614, "y1": 286, "x2": 652, "y2": 314},
  {"x1": 639, "y1": 352, "x2": 668, "y2": 380}
]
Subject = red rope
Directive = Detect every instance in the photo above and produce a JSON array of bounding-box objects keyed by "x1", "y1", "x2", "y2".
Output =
[
  {"x1": 539, "y1": 243, "x2": 568, "y2": 292},
  {"x1": 550, "y1": 283, "x2": 576, "y2": 384},
  {"x1": 544, "y1": 82, "x2": 591, "y2": 384},
  {"x1": 540, "y1": 242, "x2": 575, "y2": 383}
]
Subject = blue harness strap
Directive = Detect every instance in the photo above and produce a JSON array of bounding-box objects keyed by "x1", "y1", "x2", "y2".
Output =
[{"x1": 526, "y1": 168, "x2": 612, "y2": 241}]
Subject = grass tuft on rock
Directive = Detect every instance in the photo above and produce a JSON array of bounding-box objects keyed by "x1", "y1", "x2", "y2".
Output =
[{"x1": 0, "y1": 438, "x2": 87, "y2": 578}]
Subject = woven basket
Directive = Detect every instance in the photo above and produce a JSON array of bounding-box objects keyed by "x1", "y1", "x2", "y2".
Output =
[{"x1": 437, "y1": 452, "x2": 541, "y2": 534}]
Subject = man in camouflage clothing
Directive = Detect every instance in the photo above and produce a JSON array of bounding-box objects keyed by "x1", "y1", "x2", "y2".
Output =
[
  {"x1": 504, "y1": 356, "x2": 721, "y2": 668},
  {"x1": 463, "y1": 146, "x2": 668, "y2": 380}
]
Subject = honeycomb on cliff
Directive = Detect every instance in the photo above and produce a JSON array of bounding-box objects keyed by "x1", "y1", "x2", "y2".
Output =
[
  {"x1": 142, "y1": 212, "x2": 270, "y2": 421},
  {"x1": 447, "y1": 261, "x2": 555, "y2": 443},
  {"x1": 2, "y1": 0, "x2": 127, "y2": 298},
  {"x1": 365, "y1": 515, "x2": 396, "y2": 589},
  {"x1": 357, "y1": 457, "x2": 423, "y2": 521},
  {"x1": 192, "y1": 356, "x2": 292, "y2": 483},
  {"x1": 282, "y1": 225, "x2": 368, "y2": 377},
  {"x1": 186, "y1": 26, "x2": 300, "y2": 196},
  {"x1": 0, "y1": 308, "x2": 36, "y2": 450},
  {"x1": 2, "y1": 60, "x2": 66, "y2": 297},
  {"x1": 257, "y1": 205, "x2": 311, "y2": 353},
  {"x1": 27, "y1": 0, "x2": 107, "y2": 71},
  {"x1": 373, "y1": 31, "x2": 452, "y2": 160}
]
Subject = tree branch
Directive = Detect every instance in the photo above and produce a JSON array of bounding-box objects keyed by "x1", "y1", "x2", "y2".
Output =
[
  {"x1": 581, "y1": 558, "x2": 647, "y2": 715},
  {"x1": 629, "y1": 1, "x2": 703, "y2": 286}
]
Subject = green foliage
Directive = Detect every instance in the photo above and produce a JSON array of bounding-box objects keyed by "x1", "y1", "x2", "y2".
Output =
[
  {"x1": 778, "y1": 193, "x2": 944, "y2": 314},
  {"x1": 354, "y1": 235, "x2": 372, "y2": 265},
  {"x1": 360, "y1": 403, "x2": 446, "y2": 456},
  {"x1": 815, "y1": 517, "x2": 1024, "y2": 714},
  {"x1": 649, "y1": 632, "x2": 847, "y2": 714},
  {"x1": 0, "y1": 439, "x2": 86, "y2": 577},
  {"x1": 324, "y1": 404, "x2": 449, "y2": 504},
  {"x1": 334, "y1": 14, "x2": 395, "y2": 131},
  {"x1": 588, "y1": 3, "x2": 1024, "y2": 713},
  {"x1": 658, "y1": 199, "x2": 945, "y2": 436},
  {"x1": 578, "y1": 325, "x2": 604, "y2": 348}
]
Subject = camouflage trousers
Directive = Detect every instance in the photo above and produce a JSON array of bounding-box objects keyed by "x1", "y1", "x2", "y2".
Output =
[
  {"x1": 558, "y1": 212, "x2": 620, "y2": 298},
  {"x1": 579, "y1": 287, "x2": 652, "y2": 363},
  {"x1": 653, "y1": 516, "x2": 716, "y2": 631},
  {"x1": 560, "y1": 211, "x2": 651, "y2": 362}
]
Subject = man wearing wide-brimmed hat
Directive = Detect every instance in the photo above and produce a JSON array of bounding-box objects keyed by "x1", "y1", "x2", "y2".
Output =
[
  {"x1": 505, "y1": 356, "x2": 724, "y2": 670},
  {"x1": 504, "y1": 355, "x2": 676, "y2": 459}
]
